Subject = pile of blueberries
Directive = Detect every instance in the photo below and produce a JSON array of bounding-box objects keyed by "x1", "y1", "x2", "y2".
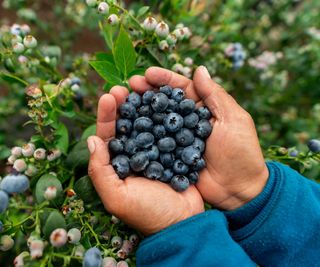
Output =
[{"x1": 109, "y1": 86, "x2": 213, "y2": 192}]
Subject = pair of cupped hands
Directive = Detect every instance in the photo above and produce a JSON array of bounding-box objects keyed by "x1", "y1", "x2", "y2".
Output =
[{"x1": 87, "y1": 66, "x2": 269, "y2": 236}]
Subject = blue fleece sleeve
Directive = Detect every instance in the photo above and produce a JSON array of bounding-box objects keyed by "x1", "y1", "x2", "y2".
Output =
[
  {"x1": 136, "y1": 210, "x2": 256, "y2": 267},
  {"x1": 225, "y1": 161, "x2": 320, "y2": 266}
]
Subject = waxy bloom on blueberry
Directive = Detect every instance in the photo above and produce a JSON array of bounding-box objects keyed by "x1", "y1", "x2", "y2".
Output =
[
  {"x1": 108, "y1": 14, "x2": 119, "y2": 26},
  {"x1": 98, "y1": 2, "x2": 109, "y2": 15},
  {"x1": 0, "y1": 235, "x2": 14, "y2": 251},
  {"x1": 10, "y1": 24, "x2": 21, "y2": 35},
  {"x1": 50, "y1": 228, "x2": 68, "y2": 248},
  {"x1": 67, "y1": 228, "x2": 81, "y2": 244},
  {"x1": 155, "y1": 21, "x2": 169, "y2": 38},
  {"x1": 308, "y1": 139, "x2": 320, "y2": 153},
  {"x1": 83, "y1": 247, "x2": 102, "y2": 267},
  {"x1": 0, "y1": 190, "x2": 9, "y2": 213},
  {"x1": 143, "y1": 16, "x2": 157, "y2": 32},
  {"x1": 13, "y1": 159, "x2": 27, "y2": 172},
  {"x1": 111, "y1": 236, "x2": 123, "y2": 249},
  {"x1": 0, "y1": 174, "x2": 30, "y2": 194},
  {"x1": 23, "y1": 35, "x2": 37, "y2": 48}
]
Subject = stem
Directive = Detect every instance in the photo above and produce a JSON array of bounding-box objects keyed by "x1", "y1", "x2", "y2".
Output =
[{"x1": 113, "y1": 4, "x2": 144, "y2": 31}]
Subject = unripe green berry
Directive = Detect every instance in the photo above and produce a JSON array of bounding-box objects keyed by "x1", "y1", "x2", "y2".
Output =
[
  {"x1": 107, "y1": 14, "x2": 119, "y2": 26},
  {"x1": 67, "y1": 228, "x2": 81, "y2": 244},
  {"x1": 86, "y1": 0, "x2": 97, "y2": 7},
  {"x1": 98, "y1": 2, "x2": 109, "y2": 15},
  {"x1": 0, "y1": 235, "x2": 14, "y2": 251},
  {"x1": 23, "y1": 35, "x2": 37, "y2": 48}
]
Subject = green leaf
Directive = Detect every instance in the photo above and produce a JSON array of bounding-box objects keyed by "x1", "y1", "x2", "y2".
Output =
[
  {"x1": 35, "y1": 174, "x2": 63, "y2": 204},
  {"x1": 54, "y1": 122, "x2": 69, "y2": 154},
  {"x1": 137, "y1": 6, "x2": 150, "y2": 18},
  {"x1": 95, "y1": 52, "x2": 115, "y2": 64},
  {"x1": 74, "y1": 176, "x2": 99, "y2": 203},
  {"x1": 113, "y1": 26, "x2": 136, "y2": 79},
  {"x1": 99, "y1": 21, "x2": 114, "y2": 50},
  {"x1": 89, "y1": 60, "x2": 123, "y2": 85},
  {"x1": 0, "y1": 72, "x2": 28, "y2": 86},
  {"x1": 0, "y1": 146, "x2": 10, "y2": 160},
  {"x1": 81, "y1": 124, "x2": 96, "y2": 140},
  {"x1": 42, "y1": 210, "x2": 66, "y2": 239},
  {"x1": 66, "y1": 140, "x2": 90, "y2": 168},
  {"x1": 128, "y1": 68, "x2": 146, "y2": 77}
]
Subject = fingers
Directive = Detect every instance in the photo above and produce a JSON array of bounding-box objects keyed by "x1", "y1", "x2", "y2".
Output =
[
  {"x1": 96, "y1": 94, "x2": 117, "y2": 141},
  {"x1": 87, "y1": 136, "x2": 123, "y2": 210},
  {"x1": 129, "y1": 75, "x2": 153, "y2": 94},
  {"x1": 109, "y1": 86, "x2": 129, "y2": 107}
]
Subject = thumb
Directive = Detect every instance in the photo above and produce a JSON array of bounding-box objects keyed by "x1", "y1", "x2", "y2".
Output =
[{"x1": 193, "y1": 66, "x2": 237, "y2": 120}]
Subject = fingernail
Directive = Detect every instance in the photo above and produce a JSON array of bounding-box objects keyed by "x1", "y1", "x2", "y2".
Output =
[
  {"x1": 87, "y1": 136, "x2": 96, "y2": 154},
  {"x1": 200, "y1": 65, "x2": 211, "y2": 79}
]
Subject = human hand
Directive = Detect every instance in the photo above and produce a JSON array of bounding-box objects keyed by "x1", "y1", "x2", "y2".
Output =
[
  {"x1": 87, "y1": 87, "x2": 204, "y2": 236},
  {"x1": 129, "y1": 66, "x2": 269, "y2": 210}
]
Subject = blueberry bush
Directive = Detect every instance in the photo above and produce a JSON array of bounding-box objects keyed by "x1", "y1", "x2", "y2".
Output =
[{"x1": 0, "y1": 0, "x2": 319, "y2": 266}]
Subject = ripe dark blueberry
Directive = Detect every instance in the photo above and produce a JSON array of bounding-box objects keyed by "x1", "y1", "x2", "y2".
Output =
[
  {"x1": 116, "y1": 119, "x2": 132, "y2": 135},
  {"x1": 191, "y1": 157, "x2": 206, "y2": 171},
  {"x1": 151, "y1": 93, "x2": 169, "y2": 112},
  {"x1": 124, "y1": 139, "x2": 139, "y2": 155},
  {"x1": 134, "y1": 117, "x2": 153, "y2": 132},
  {"x1": 159, "y1": 85, "x2": 173, "y2": 96},
  {"x1": 167, "y1": 99, "x2": 178, "y2": 112},
  {"x1": 173, "y1": 159, "x2": 189, "y2": 175},
  {"x1": 163, "y1": 113, "x2": 184, "y2": 132},
  {"x1": 192, "y1": 137, "x2": 205, "y2": 153},
  {"x1": 83, "y1": 247, "x2": 102, "y2": 267},
  {"x1": 112, "y1": 155, "x2": 130, "y2": 179},
  {"x1": 138, "y1": 105, "x2": 153, "y2": 117},
  {"x1": 195, "y1": 119, "x2": 213, "y2": 139},
  {"x1": 127, "y1": 92, "x2": 141, "y2": 107},
  {"x1": 130, "y1": 130, "x2": 138, "y2": 138},
  {"x1": 136, "y1": 132, "x2": 154, "y2": 148},
  {"x1": 181, "y1": 146, "x2": 201, "y2": 165},
  {"x1": 184, "y1": 112, "x2": 199, "y2": 128},
  {"x1": 152, "y1": 125, "x2": 166, "y2": 139},
  {"x1": 179, "y1": 99, "x2": 195, "y2": 115},
  {"x1": 158, "y1": 137, "x2": 176, "y2": 152},
  {"x1": 108, "y1": 139, "x2": 124, "y2": 155},
  {"x1": 175, "y1": 146, "x2": 184, "y2": 159},
  {"x1": 142, "y1": 91, "x2": 155, "y2": 105},
  {"x1": 152, "y1": 113, "x2": 166, "y2": 124},
  {"x1": 175, "y1": 128, "x2": 195, "y2": 147},
  {"x1": 146, "y1": 145, "x2": 159, "y2": 160},
  {"x1": 308, "y1": 139, "x2": 320, "y2": 153},
  {"x1": 160, "y1": 169, "x2": 174, "y2": 182},
  {"x1": 171, "y1": 88, "x2": 185, "y2": 103},
  {"x1": 197, "y1": 106, "x2": 212, "y2": 120},
  {"x1": 188, "y1": 172, "x2": 199, "y2": 184},
  {"x1": 145, "y1": 161, "x2": 164, "y2": 180},
  {"x1": 130, "y1": 152, "x2": 149, "y2": 172},
  {"x1": 171, "y1": 175, "x2": 189, "y2": 192},
  {"x1": 119, "y1": 102, "x2": 136, "y2": 119},
  {"x1": 160, "y1": 153, "x2": 175, "y2": 168},
  {"x1": 117, "y1": 135, "x2": 128, "y2": 144}
]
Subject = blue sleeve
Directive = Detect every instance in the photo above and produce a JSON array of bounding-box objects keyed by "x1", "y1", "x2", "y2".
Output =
[
  {"x1": 136, "y1": 210, "x2": 256, "y2": 267},
  {"x1": 224, "y1": 161, "x2": 320, "y2": 266}
]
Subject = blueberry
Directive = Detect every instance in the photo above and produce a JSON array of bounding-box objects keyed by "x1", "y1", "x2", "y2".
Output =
[
  {"x1": 146, "y1": 145, "x2": 159, "y2": 160},
  {"x1": 124, "y1": 139, "x2": 139, "y2": 155},
  {"x1": 142, "y1": 91, "x2": 155, "y2": 105},
  {"x1": 192, "y1": 137, "x2": 205, "y2": 153},
  {"x1": 181, "y1": 146, "x2": 201, "y2": 165},
  {"x1": 136, "y1": 132, "x2": 154, "y2": 148},
  {"x1": 108, "y1": 139, "x2": 124, "y2": 155},
  {"x1": 127, "y1": 92, "x2": 141, "y2": 107},
  {"x1": 0, "y1": 190, "x2": 9, "y2": 214},
  {"x1": 83, "y1": 247, "x2": 102, "y2": 267},
  {"x1": 179, "y1": 99, "x2": 195, "y2": 115},
  {"x1": 112, "y1": 155, "x2": 130, "y2": 179},
  {"x1": 152, "y1": 113, "x2": 166, "y2": 124},
  {"x1": 197, "y1": 106, "x2": 212, "y2": 120},
  {"x1": 145, "y1": 161, "x2": 164, "y2": 180},
  {"x1": 160, "y1": 153, "x2": 175, "y2": 168},
  {"x1": 152, "y1": 125, "x2": 166, "y2": 139},
  {"x1": 191, "y1": 157, "x2": 206, "y2": 171},
  {"x1": 289, "y1": 149, "x2": 298, "y2": 157},
  {"x1": 175, "y1": 128, "x2": 195, "y2": 147},
  {"x1": 130, "y1": 152, "x2": 149, "y2": 172},
  {"x1": 170, "y1": 175, "x2": 189, "y2": 192},
  {"x1": 173, "y1": 159, "x2": 189, "y2": 175},
  {"x1": 111, "y1": 236, "x2": 123, "y2": 248},
  {"x1": 188, "y1": 172, "x2": 199, "y2": 184},
  {"x1": 160, "y1": 169, "x2": 174, "y2": 182},
  {"x1": 195, "y1": 119, "x2": 213, "y2": 139},
  {"x1": 130, "y1": 130, "x2": 139, "y2": 138},
  {"x1": 167, "y1": 99, "x2": 178, "y2": 112},
  {"x1": 151, "y1": 93, "x2": 169, "y2": 112},
  {"x1": 0, "y1": 221, "x2": 3, "y2": 232},
  {"x1": 184, "y1": 112, "x2": 199, "y2": 128},
  {"x1": 175, "y1": 146, "x2": 184, "y2": 159},
  {"x1": 158, "y1": 137, "x2": 176, "y2": 152},
  {"x1": 116, "y1": 119, "x2": 132, "y2": 135},
  {"x1": 117, "y1": 135, "x2": 128, "y2": 144},
  {"x1": 119, "y1": 102, "x2": 136, "y2": 119},
  {"x1": 171, "y1": 88, "x2": 185, "y2": 103},
  {"x1": 133, "y1": 117, "x2": 153, "y2": 132},
  {"x1": 138, "y1": 105, "x2": 153, "y2": 117},
  {"x1": 0, "y1": 174, "x2": 30, "y2": 194},
  {"x1": 159, "y1": 85, "x2": 173, "y2": 96},
  {"x1": 308, "y1": 139, "x2": 320, "y2": 153},
  {"x1": 163, "y1": 113, "x2": 184, "y2": 132}
]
